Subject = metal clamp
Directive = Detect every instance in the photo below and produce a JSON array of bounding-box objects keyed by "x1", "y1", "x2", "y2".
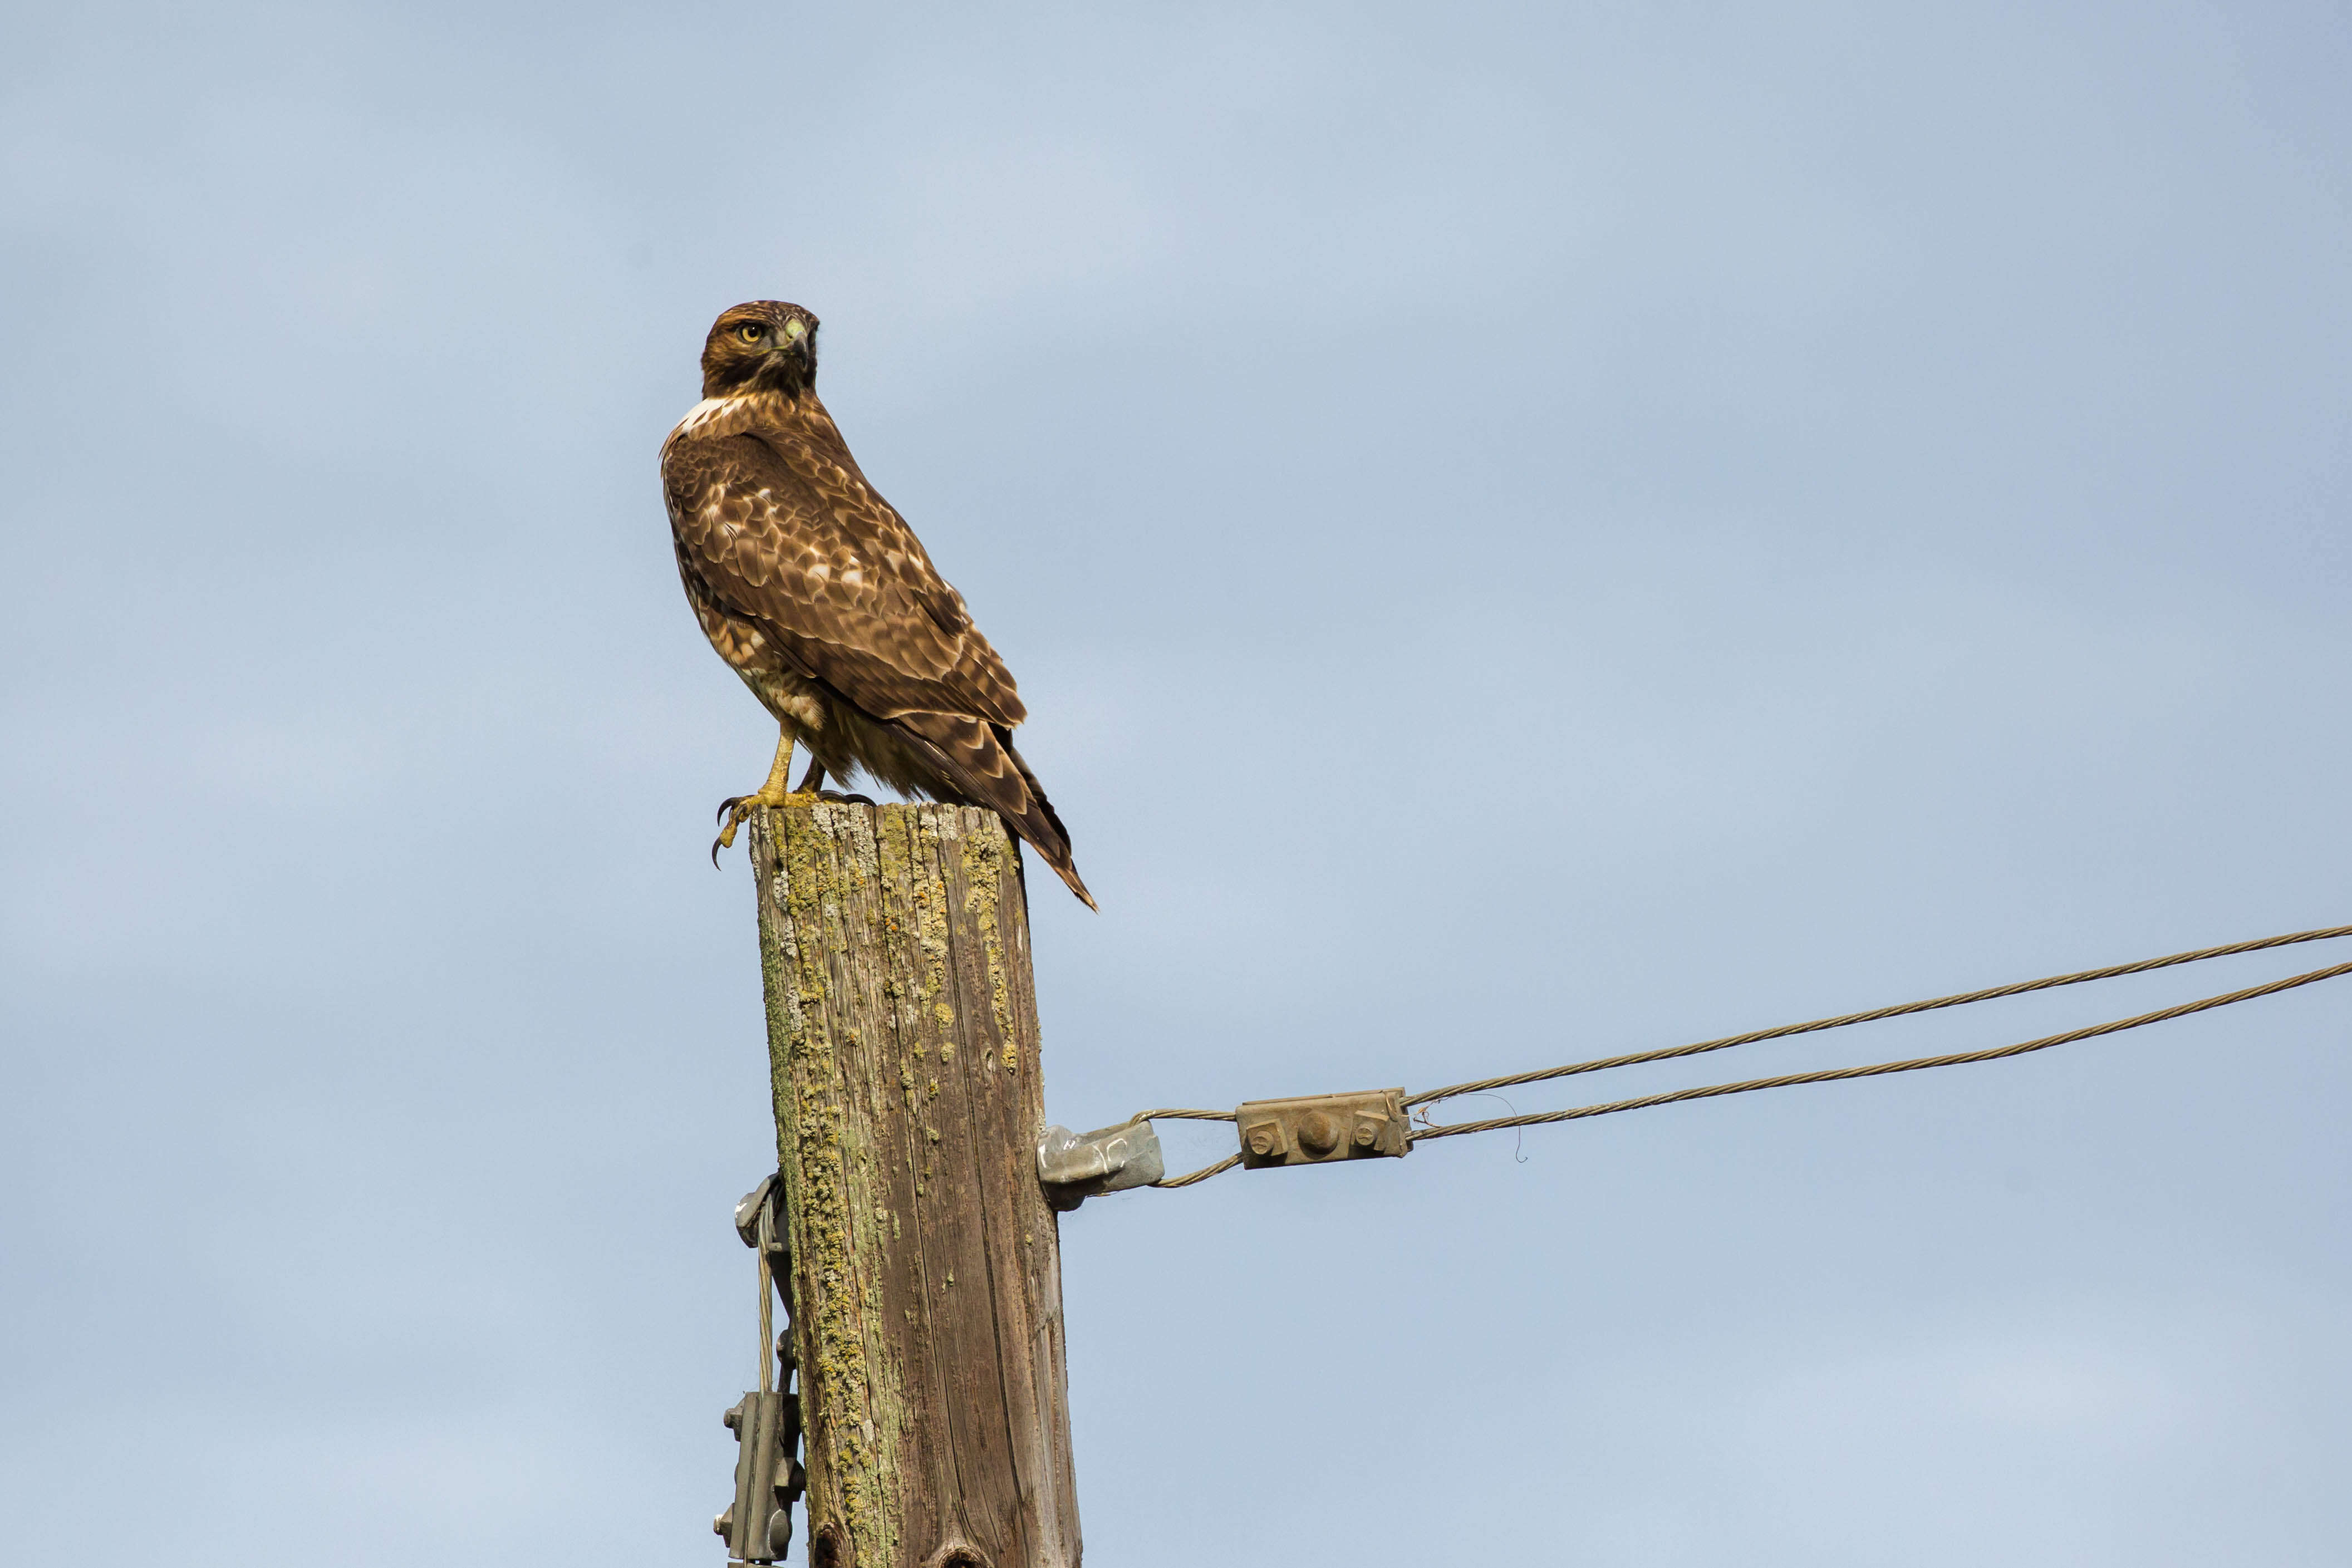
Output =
[
  {"x1": 1235, "y1": 1089, "x2": 1410, "y2": 1169},
  {"x1": 1037, "y1": 1120, "x2": 1165, "y2": 1210},
  {"x1": 734, "y1": 1174, "x2": 788, "y2": 1262},
  {"x1": 718, "y1": 1392, "x2": 803, "y2": 1564},
  {"x1": 717, "y1": 1176, "x2": 804, "y2": 1564}
]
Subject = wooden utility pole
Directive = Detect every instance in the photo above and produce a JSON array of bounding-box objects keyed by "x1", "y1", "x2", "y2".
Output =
[{"x1": 748, "y1": 801, "x2": 1081, "y2": 1568}]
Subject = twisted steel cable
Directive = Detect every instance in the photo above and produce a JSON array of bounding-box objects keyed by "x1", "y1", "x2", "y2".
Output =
[
  {"x1": 1407, "y1": 922, "x2": 2352, "y2": 1112},
  {"x1": 1152, "y1": 1153, "x2": 1244, "y2": 1189},
  {"x1": 1115, "y1": 923, "x2": 2352, "y2": 1185},
  {"x1": 1409, "y1": 956, "x2": 2352, "y2": 1142}
]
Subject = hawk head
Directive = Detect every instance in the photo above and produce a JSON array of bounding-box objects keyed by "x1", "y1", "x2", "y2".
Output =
[{"x1": 701, "y1": 301, "x2": 820, "y2": 398}]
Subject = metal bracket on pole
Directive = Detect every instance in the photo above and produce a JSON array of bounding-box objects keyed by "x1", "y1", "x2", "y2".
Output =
[
  {"x1": 733, "y1": 1173, "x2": 785, "y2": 1259},
  {"x1": 1235, "y1": 1088, "x2": 1411, "y2": 1169},
  {"x1": 716, "y1": 1175, "x2": 804, "y2": 1565},
  {"x1": 1037, "y1": 1120, "x2": 1165, "y2": 1210}
]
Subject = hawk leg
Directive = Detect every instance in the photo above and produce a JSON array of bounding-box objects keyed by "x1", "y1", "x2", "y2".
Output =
[
  {"x1": 712, "y1": 728, "x2": 806, "y2": 863},
  {"x1": 792, "y1": 754, "x2": 877, "y2": 807}
]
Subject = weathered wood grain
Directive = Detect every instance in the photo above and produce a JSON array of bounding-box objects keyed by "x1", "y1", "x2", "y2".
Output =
[{"x1": 749, "y1": 802, "x2": 1080, "y2": 1568}]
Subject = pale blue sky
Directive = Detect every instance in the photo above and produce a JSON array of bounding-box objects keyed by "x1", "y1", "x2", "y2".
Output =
[{"x1": 4, "y1": 4, "x2": 2349, "y2": 1564}]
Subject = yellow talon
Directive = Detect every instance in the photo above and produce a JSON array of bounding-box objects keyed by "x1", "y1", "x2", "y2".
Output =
[{"x1": 710, "y1": 728, "x2": 803, "y2": 862}]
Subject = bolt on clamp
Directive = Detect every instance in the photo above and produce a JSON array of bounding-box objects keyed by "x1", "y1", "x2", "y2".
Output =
[{"x1": 1236, "y1": 1089, "x2": 1411, "y2": 1169}]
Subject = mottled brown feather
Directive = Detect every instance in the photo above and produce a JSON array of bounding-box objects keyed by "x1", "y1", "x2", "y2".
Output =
[{"x1": 661, "y1": 302, "x2": 1092, "y2": 907}]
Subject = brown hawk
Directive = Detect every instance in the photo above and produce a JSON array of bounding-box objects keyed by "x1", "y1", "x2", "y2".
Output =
[{"x1": 661, "y1": 299, "x2": 1094, "y2": 908}]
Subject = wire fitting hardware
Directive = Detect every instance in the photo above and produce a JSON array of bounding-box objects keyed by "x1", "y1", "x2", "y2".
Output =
[
  {"x1": 1037, "y1": 1120, "x2": 1166, "y2": 1210},
  {"x1": 719, "y1": 1392, "x2": 801, "y2": 1565},
  {"x1": 1235, "y1": 1088, "x2": 1411, "y2": 1169},
  {"x1": 717, "y1": 1175, "x2": 804, "y2": 1565}
]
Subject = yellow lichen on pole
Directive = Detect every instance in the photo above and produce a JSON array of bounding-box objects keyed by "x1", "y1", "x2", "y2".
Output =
[{"x1": 749, "y1": 800, "x2": 1081, "y2": 1568}]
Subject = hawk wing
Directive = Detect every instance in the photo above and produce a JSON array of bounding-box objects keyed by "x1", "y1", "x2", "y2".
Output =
[
  {"x1": 662, "y1": 425, "x2": 1026, "y2": 730},
  {"x1": 663, "y1": 395, "x2": 1095, "y2": 908}
]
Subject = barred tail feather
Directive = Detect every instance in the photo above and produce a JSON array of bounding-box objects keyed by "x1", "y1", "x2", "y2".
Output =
[
  {"x1": 890, "y1": 711, "x2": 1097, "y2": 910},
  {"x1": 999, "y1": 735, "x2": 1095, "y2": 911}
]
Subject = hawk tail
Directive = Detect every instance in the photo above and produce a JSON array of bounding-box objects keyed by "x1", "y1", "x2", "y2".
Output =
[
  {"x1": 896, "y1": 713, "x2": 1096, "y2": 910},
  {"x1": 1000, "y1": 736, "x2": 1096, "y2": 912}
]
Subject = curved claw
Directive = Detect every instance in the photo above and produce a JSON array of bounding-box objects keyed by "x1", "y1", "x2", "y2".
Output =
[
  {"x1": 711, "y1": 803, "x2": 753, "y2": 865},
  {"x1": 715, "y1": 794, "x2": 752, "y2": 826},
  {"x1": 817, "y1": 789, "x2": 877, "y2": 805}
]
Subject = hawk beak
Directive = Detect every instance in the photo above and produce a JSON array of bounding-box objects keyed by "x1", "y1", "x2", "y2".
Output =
[{"x1": 759, "y1": 325, "x2": 814, "y2": 386}]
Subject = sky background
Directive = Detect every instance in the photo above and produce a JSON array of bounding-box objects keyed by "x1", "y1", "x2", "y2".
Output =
[{"x1": 4, "y1": 2, "x2": 2350, "y2": 1564}]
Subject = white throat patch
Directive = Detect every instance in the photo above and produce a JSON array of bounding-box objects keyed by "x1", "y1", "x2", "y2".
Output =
[{"x1": 671, "y1": 396, "x2": 744, "y2": 439}]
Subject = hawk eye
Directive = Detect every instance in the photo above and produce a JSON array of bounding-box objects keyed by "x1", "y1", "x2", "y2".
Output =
[{"x1": 735, "y1": 323, "x2": 766, "y2": 343}]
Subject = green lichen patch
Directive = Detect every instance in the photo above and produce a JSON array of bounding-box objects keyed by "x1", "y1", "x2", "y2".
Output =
[{"x1": 752, "y1": 799, "x2": 1067, "y2": 1568}]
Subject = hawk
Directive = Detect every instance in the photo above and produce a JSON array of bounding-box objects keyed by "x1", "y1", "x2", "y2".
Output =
[{"x1": 661, "y1": 300, "x2": 1095, "y2": 908}]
